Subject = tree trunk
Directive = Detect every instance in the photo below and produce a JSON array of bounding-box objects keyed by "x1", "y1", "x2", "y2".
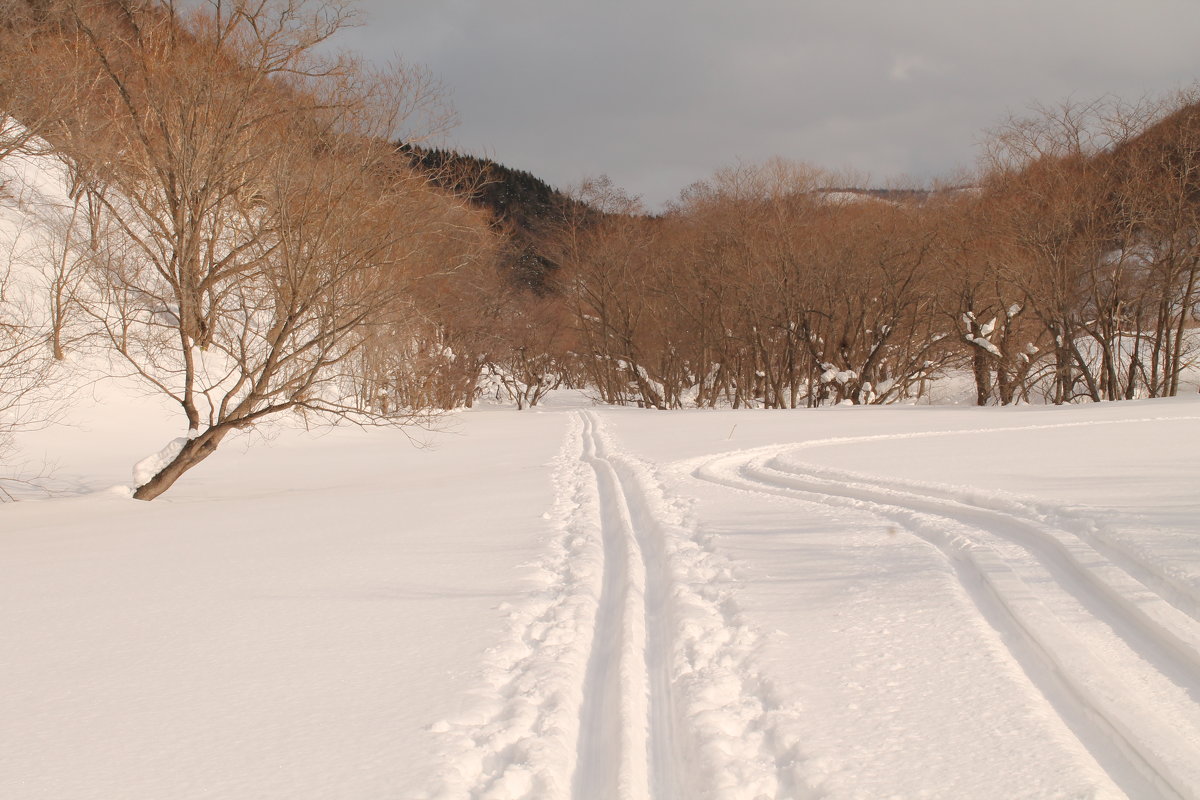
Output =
[
  {"x1": 997, "y1": 364, "x2": 1015, "y2": 406},
  {"x1": 133, "y1": 428, "x2": 230, "y2": 501},
  {"x1": 971, "y1": 346, "x2": 991, "y2": 406},
  {"x1": 1169, "y1": 265, "x2": 1199, "y2": 396}
]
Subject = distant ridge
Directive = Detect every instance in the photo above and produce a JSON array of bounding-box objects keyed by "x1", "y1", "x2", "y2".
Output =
[
  {"x1": 814, "y1": 187, "x2": 933, "y2": 204},
  {"x1": 398, "y1": 144, "x2": 594, "y2": 293}
]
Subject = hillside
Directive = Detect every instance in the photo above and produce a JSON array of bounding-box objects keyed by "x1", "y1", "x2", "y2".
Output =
[{"x1": 399, "y1": 144, "x2": 594, "y2": 293}]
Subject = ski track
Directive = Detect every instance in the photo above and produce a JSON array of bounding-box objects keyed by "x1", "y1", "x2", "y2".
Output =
[
  {"x1": 427, "y1": 411, "x2": 812, "y2": 800},
  {"x1": 691, "y1": 415, "x2": 1200, "y2": 800}
]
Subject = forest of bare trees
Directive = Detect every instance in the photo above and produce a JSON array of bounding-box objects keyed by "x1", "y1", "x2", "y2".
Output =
[
  {"x1": 1, "y1": 0, "x2": 1199, "y2": 499},
  {"x1": 466, "y1": 94, "x2": 1200, "y2": 412}
]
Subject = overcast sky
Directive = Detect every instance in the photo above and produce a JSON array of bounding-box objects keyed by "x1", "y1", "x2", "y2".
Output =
[{"x1": 338, "y1": 1, "x2": 1200, "y2": 209}]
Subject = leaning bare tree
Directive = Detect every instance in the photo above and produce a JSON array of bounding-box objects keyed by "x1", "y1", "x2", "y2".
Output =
[{"x1": 16, "y1": 0, "x2": 469, "y2": 499}]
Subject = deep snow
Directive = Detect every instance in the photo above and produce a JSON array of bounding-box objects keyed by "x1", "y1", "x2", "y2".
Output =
[
  {"x1": 4, "y1": 143, "x2": 1200, "y2": 799},
  {"x1": 3, "y1": 387, "x2": 1200, "y2": 799}
]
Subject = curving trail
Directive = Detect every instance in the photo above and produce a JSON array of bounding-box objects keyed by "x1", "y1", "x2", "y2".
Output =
[{"x1": 694, "y1": 417, "x2": 1200, "y2": 800}]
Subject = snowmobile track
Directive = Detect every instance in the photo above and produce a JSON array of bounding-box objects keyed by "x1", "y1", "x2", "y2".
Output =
[{"x1": 694, "y1": 424, "x2": 1200, "y2": 800}]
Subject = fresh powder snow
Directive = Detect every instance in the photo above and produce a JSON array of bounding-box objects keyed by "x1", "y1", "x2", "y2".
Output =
[
  {"x1": 4, "y1": 139, "x2": 1200, "y2": 800},
  {"x1": 3, "y1": 386, "x2": 1200, "y2": 799}
]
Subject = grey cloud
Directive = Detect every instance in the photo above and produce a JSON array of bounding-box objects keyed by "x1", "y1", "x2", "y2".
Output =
[{"x1": 341, "y1": 1, "x2": 1200, "y2": 208}]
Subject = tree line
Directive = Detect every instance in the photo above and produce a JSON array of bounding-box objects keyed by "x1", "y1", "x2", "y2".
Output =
[
  {"x1": 1, "y1": 0, "x2": 1198, "y2": 501},
  {"x1": 426, "y1": 96, "x2": 1200, "y2": 412}
]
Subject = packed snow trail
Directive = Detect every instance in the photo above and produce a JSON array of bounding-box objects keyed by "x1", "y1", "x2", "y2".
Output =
[
  {"x1": 574, "y1": 411, "x2": 663, "y2": 799},
  {"x1": 694, "y1": 418, "x2": 1200, "y2": 800},
  {"x1": 575, "y1": 411, "x2": 810, "y2": 799},
  {"x1": 425, "y1": 411, "x2": 810, "y2": 799}
]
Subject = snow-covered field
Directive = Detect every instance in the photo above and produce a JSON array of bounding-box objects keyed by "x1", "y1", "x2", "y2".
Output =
[
  {"x1": 3, "y1": 384, "x2": 1199, "y2": 799},
  {"x1": 4, "y1": 144, "x2": 1200, "y2": 799}
]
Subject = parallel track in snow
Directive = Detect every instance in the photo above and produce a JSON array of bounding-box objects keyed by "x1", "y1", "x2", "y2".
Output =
[
  {"x1": 427, "y1": 411, "x2": 807, "y2": 799},
  {"x1": 574, "y1": 411, "x2": 681, "y2": 799},
  {"x1": 694, "y1": 421, "x2": 1200, "y2": 800},
  {"x1": 573, "y1": 411, "x2": 810, "y2": 799}
]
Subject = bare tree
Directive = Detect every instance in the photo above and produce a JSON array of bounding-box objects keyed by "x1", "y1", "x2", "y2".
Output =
[
  {"x1": 0, "y1": 5, "x2": 65, "y2": 493},
  {"x1": 929, "y1": 183, "x2": 1050, "y2": 405},
  {"x1": 485, "y1": 275, "x2": 573, "y2": 410},
  {"x1": 983, "y1": 102, "x2": 1115, "y2": 404},
  {"x1": 549, "y1": 177, "x2": 669, "y2": 407},
  {"x1": 0, "y1": 224, "x2": 58, "y2": 497},
  {"x1": 982, "y1": 91, "x2": 1200, "y2": 402},
  {"x1": 11, "y1": 0, "x2": 471, "y2": 499},
  {"x1": 352, "y1": 214, "x2": 502, "y2": 413},
  {"x1": 1105, "y1": 91, "x2": 1200, "y2": 397},
  {"x1": 0, "y1": 0, "x2": 85, "y2": 167}
]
